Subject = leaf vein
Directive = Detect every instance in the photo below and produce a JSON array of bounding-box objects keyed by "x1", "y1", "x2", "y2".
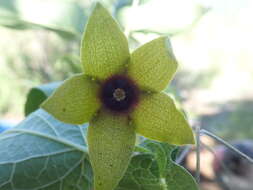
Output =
[{"x1": 4, "y1": 129, "x2": 87, "y2": 153}]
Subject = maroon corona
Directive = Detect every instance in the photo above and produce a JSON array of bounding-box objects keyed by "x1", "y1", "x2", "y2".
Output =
[{"x1": 99, "y1": 75, "x2": 139, "y2": 114}]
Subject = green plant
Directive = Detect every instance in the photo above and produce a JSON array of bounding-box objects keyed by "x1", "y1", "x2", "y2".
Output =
[
  {"x1": 1, "y1": 2, "x2": 253, "y2": 190},
  {"x1": 0, "y1": 2, "x2": 198, "y2": 190},
  {"x1": 40, "y1": 3, "x2": 195, "y2": 190}
]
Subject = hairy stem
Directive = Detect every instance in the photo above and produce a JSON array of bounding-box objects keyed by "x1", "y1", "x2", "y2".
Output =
[
  {"x1": 195, "y1": 125, "x2": 201, "y2": 184},
  {"x1": 200, "y1": 129, "x2": 253, "y2": 164}
]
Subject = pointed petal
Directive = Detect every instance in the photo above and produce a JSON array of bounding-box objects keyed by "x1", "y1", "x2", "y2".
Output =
[
  {"x1": 128, "y1": 37, "x2": 178, "y2": 92},
  {"x1": 88, "y1": 110, "x2": 136, "y2": 190},
  {"x1": 41, "y1": 74, "x2": 100, "y2": 124},
  {"x1": 132, "y1": 92, "x2": 194, "y2": 145},
  {"x1": 81, "y1": 3, "x2": 130, "y2": 80}
]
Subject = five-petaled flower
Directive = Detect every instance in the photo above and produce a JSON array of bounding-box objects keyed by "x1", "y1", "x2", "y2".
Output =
[{"x1": 41, "y1": 3, "x2": 194, "y2": 190}]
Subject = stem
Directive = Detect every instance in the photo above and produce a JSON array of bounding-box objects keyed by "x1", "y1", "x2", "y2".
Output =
[
  {"x1": 176, "y1": 145, "x2": 191, "y2": 164},
  {"x1": 195, "y1": 125, "x2": 201, "y2": 184},
  {"x1": 200, "y1": 129, "x2": 253, "y2": 164},
  {"x1": 160, "y1": 178, "x2": 167, "y2": 190}
]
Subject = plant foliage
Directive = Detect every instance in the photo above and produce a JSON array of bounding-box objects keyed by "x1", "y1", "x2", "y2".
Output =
[{"x1": 0, "y1": 109, "x2": 197, "y2": 190}]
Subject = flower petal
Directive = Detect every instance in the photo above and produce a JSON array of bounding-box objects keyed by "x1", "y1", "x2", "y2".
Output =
[
  {"x1": 127, "y1": 37, "x2": 178, "y2": 92},
  {"x1": 81, "y1": 3, "x2": 130, "y2": 80},
  {"x1": 88, "y1": 110, "x2": 136, "y2": 190},
  {"x1": 41, "y1": 74, "x2": 100, "y2": 124},
  {"x1": 132, "y1": 92, "x2": 194, "y2": 145}
]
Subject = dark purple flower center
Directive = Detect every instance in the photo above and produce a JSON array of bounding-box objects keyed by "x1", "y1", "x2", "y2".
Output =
[{"x1": 99, "y1": 75, "x2": 139, "y2": 113}]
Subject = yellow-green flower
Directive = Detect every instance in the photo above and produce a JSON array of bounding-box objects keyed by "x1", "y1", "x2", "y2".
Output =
[{"x1": 41, "y1": 3, "x2": 194, "y2": 190}]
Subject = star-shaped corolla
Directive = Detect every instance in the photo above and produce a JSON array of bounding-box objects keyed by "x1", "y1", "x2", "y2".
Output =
[{"x1": 41, "y1": 3, "x2": 194, "y2": 190}]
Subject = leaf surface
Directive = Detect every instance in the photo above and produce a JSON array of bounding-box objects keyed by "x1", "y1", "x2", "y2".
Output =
[
  {"x1": 81, "y1": 3, "x2": 130, "y2": 80},
  {"x1": 88, "y1": 110, "x2": 136, "y2": 190},
  {"x1": 0, "y1": 110, "x2": 197, "y2": 190},
  {"x1": 132, "y1": 92, "x2": 195, "y2": 145},
  {"x1": 117, "y1": 140, "x2": 198, "y2": 190},
  {"x1": 0, "y1": 109, "x2": 93, "y2": 190},
  {"x1": 41, "y1": 74, "x2": 101, "y2": 125},
  {"x1": 128, "y1": 37, "x2": 177, "y2": 92}
]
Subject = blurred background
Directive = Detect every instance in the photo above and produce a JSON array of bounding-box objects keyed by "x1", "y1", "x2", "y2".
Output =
[{"x1": 0, "y1": 0, "x2": 253, "y2": 189}]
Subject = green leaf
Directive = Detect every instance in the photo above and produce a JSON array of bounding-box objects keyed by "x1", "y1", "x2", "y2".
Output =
[
  {"x1": 25, "y1": 82, "x2": 62, "y2": 116},
  {"x1": 117, "y1": 140, "x2": 198, "y2": 190},
  {"x1": 0, "y1": 110, "x2": 197, "y2": 190},
  {"x1": 141, "y1": 141, "x2": 170, "y2": 178},
  {"x1": 127, "y1": 37, "x2": 178, "y2": 92},
  {"x1": 143, "y1": 141, "x2": 198, "y2": 190},
  {"x1": 81, "y1": 3, "x2": 130, "y2": 80},
  {"x1": 166, "y1": 164, "x2": 198, "y2": 190},
  {"x1": 117, "y1": 154, "x2": 163, "y2": 190},
  {"x1": 132, "y1": 92, "x2": 195, "y2": 145},
  {"x1": 41, "y1": 74, "x2": 101, "y2": 125},
  {"x1": 88, "y1": 110, "x2": 136, "y2": 190},
  {"x1": 25, "y1": 54, "x2": 82, "y2": 117},
  {"x1": 0, "y1": 109, "x2": 93, "y2": 190}
]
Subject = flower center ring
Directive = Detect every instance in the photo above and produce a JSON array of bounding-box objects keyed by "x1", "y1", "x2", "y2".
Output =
[{"x1": 99, "y1": 75, "x2": 139, "y2": 113}]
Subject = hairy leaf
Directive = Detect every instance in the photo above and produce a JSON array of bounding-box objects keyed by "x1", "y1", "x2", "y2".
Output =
[
  {"x1": 88, "y1": 111, "x2": 136, "y2": 190},
  {"x1": 117, "y1": 140, "x2": 198, "y2": 190},
  {"x1": 0, "y1": 109, "x2": 93, "y2": 190},
  {"x1": 41, "y1": 74, "x2": 101, "y2": 125},
  {"x1": 81, "y1": 3, "x2": 130, "y2": 80},
  {"x1": 128, "y1": 37, "x2": 177, "y2": 92},
  {"x1": 132, "y1": 93, "x2": 195, "y2": 145},
  {"x1": 0, "y1": 109, "x2": 197, "y2": 190}
]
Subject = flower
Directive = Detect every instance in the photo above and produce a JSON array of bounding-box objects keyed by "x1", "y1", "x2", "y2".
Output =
[{"x1": 41, "y1": 3, "x2": 194, "y2": 190}]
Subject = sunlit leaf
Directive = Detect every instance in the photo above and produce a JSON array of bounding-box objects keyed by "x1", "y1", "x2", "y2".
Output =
[
  {"x1": 81, "y1": 3, "x2": 130, "y2": 80},
  {"x1": 128, "y1": 37, "x2": 177, "y2": 92},
  {"x1": 25, "y1": 55, "x2": 81, "y2": 116},
  {"x1": 132, "y1": 93, "x2": 195, "y2": 145},
  {"x1": 88, "y1": 110, "x2": 136, "y2": 190},
  {"x1": 41, "y1": 74, "x2": 101, "y2": 125}
]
